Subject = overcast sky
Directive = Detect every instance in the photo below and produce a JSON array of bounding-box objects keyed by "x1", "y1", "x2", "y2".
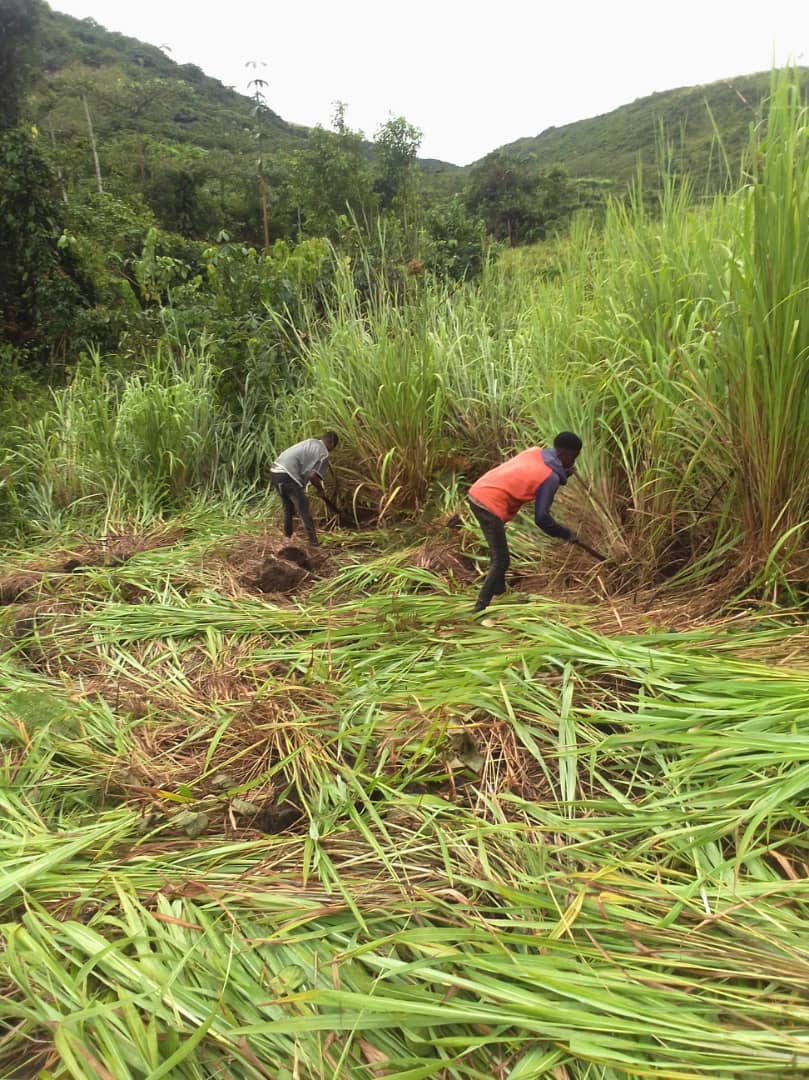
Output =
[{"x1": 48, "y1": 0, "x2": 808, "y2": 165}]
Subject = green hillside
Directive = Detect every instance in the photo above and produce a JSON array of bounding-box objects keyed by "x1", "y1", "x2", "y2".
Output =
[
  {"x1": 30, "y1": 5, "x2": 458, "y2": 170},
  {"x1": 33, "y1": 7, "x2": 306, "y2": 152},
  {"x1": 32, "y1": 5, "x2": 803, "y2": 201},
  {"x1": 490, "y1": 70, "x2": 809, "y2": 192},
  {"x1": 22, "y1": 4, "x2": 460, "y2": 244}
]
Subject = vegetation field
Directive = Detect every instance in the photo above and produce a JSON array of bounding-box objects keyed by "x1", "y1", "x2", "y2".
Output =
[
  {"x1": 0, "y1": 26, "x2": 808, "y2": 1080},
  {"x1": 1, "y1": 504, "x2": 808, "y2": 1079}
]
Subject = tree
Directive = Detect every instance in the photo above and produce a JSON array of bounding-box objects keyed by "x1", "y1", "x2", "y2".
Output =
[
  {"x1": 373, "y1": 115, "x2": 423, "y2": 259},
  {"x1": 246, "y1": 62, "x2": 271, "y2": 253},
  {"x1": 0, "y1": 0, "x2": 43, "y2": 130},
  {"x1": 133, "y1": 142, "x2": 219, "y2": 238},
  {"x1": 293, "y1": 103, "x2": 376, "y2": 238},
  {"x1": 465, "y1": 153, "x2": 575, "y2": 245},
  {"x1": 0, "y1": 1, "x2": 86, "y2": 364},
  {"x1": 106, "y1": 77, "x2": 188, "y2": 186},
  {"x1": 0, "y1": 127, "x2": 83, "y2": 364},
  {"x1": 373, "y1": 115, "x2": 422, "y2": 209},
  {"x1": 420, "y1": 196, "x2": 488, "y2": 281},
  {"x1": 35, "y1": 63, "x2": 119, "y2": 196}
]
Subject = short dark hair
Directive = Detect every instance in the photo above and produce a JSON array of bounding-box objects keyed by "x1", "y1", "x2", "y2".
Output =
[
  {"x1": 553, "y1": 431, "x2": 582, "y2": 453},
  {"x1": 322, "y1": 431, "x2": 339, "y2": 447}
]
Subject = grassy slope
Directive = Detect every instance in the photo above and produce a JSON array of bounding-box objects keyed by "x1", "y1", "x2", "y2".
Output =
[
  {"x1": 32, "y1": 4, "x2": 460, "y2": 173},
  {"x1": 0, "y1": 509, "x2": 808, "y2": 1077},
  {"x1": 480, "y1": 69, "x2": 809, "y2": 190},
  {"x1": 34, "y1": 7, "x2": 802, "y2": 191},
  {"x1": 33, "y1": 5, "x2": 307, "y2": 153}
]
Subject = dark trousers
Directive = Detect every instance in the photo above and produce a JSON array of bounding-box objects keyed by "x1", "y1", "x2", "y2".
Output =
[
  {"x1": 270, "y1": 473, "x2": 318, "y2": 543},
  {"x1": 468, "y1": 498, "x2": 509, "y2": 610}
]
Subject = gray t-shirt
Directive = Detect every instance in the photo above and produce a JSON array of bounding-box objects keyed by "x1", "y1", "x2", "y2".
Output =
[{"x1": 271, "y1": 438, "x2": 329, "y2": 487}]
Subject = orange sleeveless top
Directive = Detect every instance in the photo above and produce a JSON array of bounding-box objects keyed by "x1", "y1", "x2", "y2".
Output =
[{"x1": 468, "y1": 448, "x2": 551, "y2": 523}]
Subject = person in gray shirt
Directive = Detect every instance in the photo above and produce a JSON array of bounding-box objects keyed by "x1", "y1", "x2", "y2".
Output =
[{"x1": 269, "y1": 432, "x2": 338, "y2": 545}]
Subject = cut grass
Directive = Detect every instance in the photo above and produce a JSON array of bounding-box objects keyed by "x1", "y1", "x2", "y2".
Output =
[{"x1": 1, "y1": 511, "x2": 808, "y2": 1077}]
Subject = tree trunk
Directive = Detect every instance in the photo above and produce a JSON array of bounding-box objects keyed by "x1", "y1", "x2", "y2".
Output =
[
  {"x1": 259, "y1": 171, "x2": 270, "y2": 254},
  {"x1": 49, "y1": 125, "x2": 69, "y2": 204},
  {"x1": 81, "y1": 93, "x2": 103, "y2": 194}
]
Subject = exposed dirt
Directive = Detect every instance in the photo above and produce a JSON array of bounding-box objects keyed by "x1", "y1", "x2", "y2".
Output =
[
  {"x1": 54, "y1": 527, "x2": 187, "y2": 575},
  {"x1": 11, "y1": 600, "x2": 90, "y2": 677},
  {"x1": 276, "y1": 545, "x2": 313, "y2": 569},
  {"x1": 0, "y1": 527, "x2": 186, "y2": 607},
  {"x1": 226, "y1": 532, "x2": 333, "y2": 596},
  {"x1": 325, "y1": 502, "x2": 379, "y2": 529},
  {"x1": 411, "y1": 537, "x2": 477, "y2": 583},
  {"x1": 250, "y1": 795, "x2": 305, "y2": 834},
  {"x1": 249, "y1": 555, "x2": 308, "y2": 593},
  {"x1": 0, "y1": 571, "x2": 44, "y2": 606}
]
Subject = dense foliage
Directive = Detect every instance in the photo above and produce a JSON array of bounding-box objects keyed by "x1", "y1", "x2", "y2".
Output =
[{"x1": 3, "y1": 5, "x2": 802, "y2": 372}]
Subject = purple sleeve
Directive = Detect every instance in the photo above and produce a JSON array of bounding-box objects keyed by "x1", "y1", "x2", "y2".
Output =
[{"x1": 534, "y1": 473, "x2": 573, "y2": 540}]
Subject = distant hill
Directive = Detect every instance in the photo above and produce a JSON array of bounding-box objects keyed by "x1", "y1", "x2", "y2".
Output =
[
  {"x1": 26, "y1": 5, "x2": 806, "y2": 219},
  {"x1": 31, "y1": 5, "x2": 459, "y2": 169},
  {"x1": 31, "y1": 6, "x2": 307, "y2": 153},
  {"x1": 485, "y1": 70, "x2": 809, "y2": 193}
]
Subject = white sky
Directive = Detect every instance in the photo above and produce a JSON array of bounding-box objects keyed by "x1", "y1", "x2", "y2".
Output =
[{"x1": 48, "y1": 0, "x2": 809, "y2": 165}]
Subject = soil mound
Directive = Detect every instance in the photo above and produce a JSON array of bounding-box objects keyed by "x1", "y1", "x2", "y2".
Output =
[
  {"x1": 412, "y1": 537, "x2": 476, "y2": 582},
  {"x1": 0, "y1": 571, "x2": 43, "y2": 605},
  {"x1": 276, "y1": 545, "x2": 313, "y2": 569},
  {"x1": 227, "y1": 532, "x2": 331, "y2": 596},
  {"x1": 249, "y1": 555, "x2": 307, "y2": 593}
]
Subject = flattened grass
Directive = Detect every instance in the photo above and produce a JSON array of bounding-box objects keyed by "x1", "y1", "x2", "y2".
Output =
[{"x1": 1, "y1": 510, "x2": 808, "y2": 1077}]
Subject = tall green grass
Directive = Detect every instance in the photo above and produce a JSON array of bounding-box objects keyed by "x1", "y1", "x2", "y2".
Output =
[
  {"x1": 706, "y1": 73, "x2": 809, "y2": 565},
  {"x1": 271, "y1": 256, "x2": 552, "y2": 512},
  {"x1": 5, "y1": 72, "x2": 807, "y2": 593},
  {"x1": 559, "y1": 71, "x2": 809, "y2": 588},
  {"x1": 9, "y1": 342, "x2": 275, "y2": 530},
  {"x1": 277, "y1": 69, "x2": 808, "y2": 592}
]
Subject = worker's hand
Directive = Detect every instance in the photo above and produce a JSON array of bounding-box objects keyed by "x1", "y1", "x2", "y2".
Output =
[
  {"x1": 567, "y1": 531, "x2": 579, "y2": 544},
  {"x1": 565, "y1": 465, "x2": 577, "y2": 478}
]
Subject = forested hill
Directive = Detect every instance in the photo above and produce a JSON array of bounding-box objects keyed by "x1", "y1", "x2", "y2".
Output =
[
  {"x1": 31, "y1": 5, "x2": 805, "y2": 194},
  {"x1": 29, "y1": 5, "x2": 457, "y2": 169},
  {"x1": 33, "y1": 6, "x2": 304, "y2": 151},
  {"x1": 6, "y1": 1, "x2": 808, "y2": 374},
  {"x1": 493, "y1": 70, "x2": 809, "y2": 190}
]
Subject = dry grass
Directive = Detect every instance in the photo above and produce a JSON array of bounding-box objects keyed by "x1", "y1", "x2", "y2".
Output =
[{"x1": 2, "y1": 513, "x2": 809, "y2": 1078}]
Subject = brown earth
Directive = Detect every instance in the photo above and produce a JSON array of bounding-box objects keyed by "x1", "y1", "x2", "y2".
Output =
[
  {"x1": 0, "y1": 527, "x2": 186, "y2": 606},
  {"x1": 225, "y1": 532, "x2": 331, "y2": 596}
]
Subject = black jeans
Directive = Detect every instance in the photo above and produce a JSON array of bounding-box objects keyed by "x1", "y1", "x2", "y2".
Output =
[
  {"x1": 468, "y1": 498, "x2": 509, "y2": 610},
  {"x1": 270, "y1": 473, "x2": 318, "y2": 544}
]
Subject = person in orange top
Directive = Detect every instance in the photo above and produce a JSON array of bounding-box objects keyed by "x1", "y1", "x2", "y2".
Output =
[{"x1": 467, "y1": 431, "x2": 582, "y2": 612}]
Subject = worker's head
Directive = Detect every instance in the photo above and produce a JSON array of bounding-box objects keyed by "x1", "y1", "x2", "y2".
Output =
[
  {"x1": 321, "y1": 431, "x2": 339, "y2": 451},
  {"x1": 553, "y1": 431, "x2": 582, "y2": 470}
]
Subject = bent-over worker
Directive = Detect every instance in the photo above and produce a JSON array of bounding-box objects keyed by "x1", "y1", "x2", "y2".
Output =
[
  {"x1": 467, "y1": 431, "x2": 582, "y2": 612},
  {"x1": 269, "y1": 431, "x2": 338, "y2": 545}
]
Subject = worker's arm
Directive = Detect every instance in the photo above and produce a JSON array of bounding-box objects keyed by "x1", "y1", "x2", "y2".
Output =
[
  {"x1": 305, "y1": 470, "x2": 326, "y2": 495},
  {"x1": 534, "y1": 474, "x2": 576, "y2": 541}
]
